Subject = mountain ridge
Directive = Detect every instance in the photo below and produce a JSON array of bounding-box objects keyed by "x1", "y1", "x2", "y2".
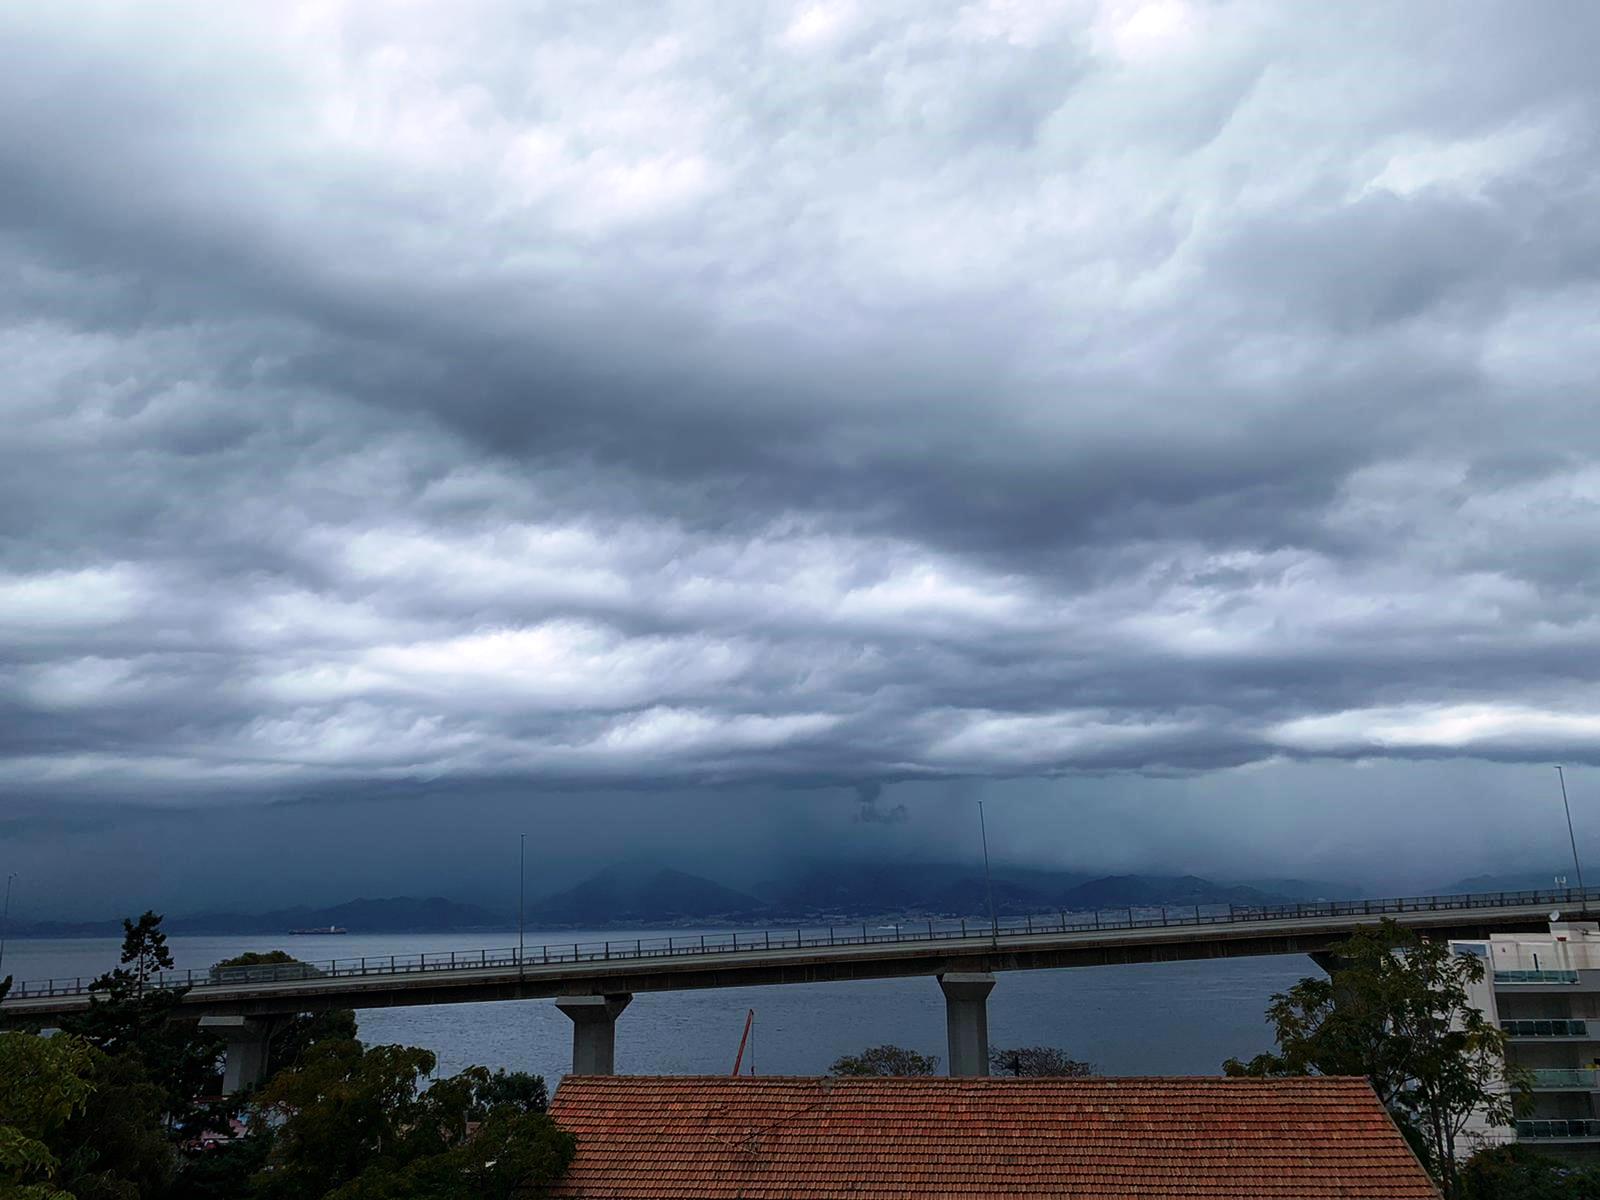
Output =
[{"x1": 7, "y1": 864, "x2": 1367, "y2": 936}]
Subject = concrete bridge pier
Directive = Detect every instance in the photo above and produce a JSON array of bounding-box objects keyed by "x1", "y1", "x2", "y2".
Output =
[
  {"x1": 938, "y1": 972, "x2": 995, "y2": 1077},
  {"x1": 201, "y1": 1014, "x2": 276, "y2": 1094},
  {"x1": 556, "y1": 993, "x2": 632, "y2": 1075}
]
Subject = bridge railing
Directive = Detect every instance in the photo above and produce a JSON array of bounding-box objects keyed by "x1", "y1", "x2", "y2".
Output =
[{"x1": 5, "y1": 885, "x2": 1595, "y2": 1002}]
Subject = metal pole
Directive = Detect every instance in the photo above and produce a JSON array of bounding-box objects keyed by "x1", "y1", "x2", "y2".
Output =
[
  {"x1": 1557, "y1": 766, "x2": 1586, "y2": 900},
  {"x1": 518, "y1": 834, "x2": 526, "y2": 976},
  {"x1": 979, "y1": 801, "x2": 998, "y2": 942},
  {"x1": 0, "y1": 873, "x2": 14, "y2": 980}
]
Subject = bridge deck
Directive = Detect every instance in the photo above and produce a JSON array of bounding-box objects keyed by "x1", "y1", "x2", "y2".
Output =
[{"x1": 2, "y1": 889, "x2": 1582, "y2": 1021}]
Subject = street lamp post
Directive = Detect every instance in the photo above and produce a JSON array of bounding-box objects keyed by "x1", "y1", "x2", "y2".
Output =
[
  {"x1": 518, "y1": 834, "x2": 527, "y2": 975},
  {"x1": 978, "y1": 801, "x2": 998, "y2": 943},
  {"x1": 1557, "y1": 766, "x2": 1586, "y2": 904},
  {"x1": 0, "y1": 873, "x2": 15, "y2": 981}
]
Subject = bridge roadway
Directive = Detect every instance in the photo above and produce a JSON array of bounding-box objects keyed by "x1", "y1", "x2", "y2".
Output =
[{"x1": 2, "y1": 888, "x2": 1586, "y2": 1085}]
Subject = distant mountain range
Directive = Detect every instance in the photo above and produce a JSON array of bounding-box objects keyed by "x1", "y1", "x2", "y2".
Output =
[
  {"x1": 1435, "y1": 869, "x2": 1576, "y2": 895},
  {"x1": 11, "y1": 863, "x2": 1364, "y2": 937},
  {"x1": 525, "y1": 866, "x2": 763, "y2": 925}
]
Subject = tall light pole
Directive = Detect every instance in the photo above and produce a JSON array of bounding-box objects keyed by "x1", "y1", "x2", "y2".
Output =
[
  {"x1": 978, "y1": 801, "x2": 998, "y2": 942},
  {"x1": 0, "y1": 873, "x2": 15, "y2": 980},
  {"x1": 518, "y1": 834, "x2": 527, "y2": 972},
  {"x1": 1557, "y1": 766, "x2": 1586, "y2": 902}
]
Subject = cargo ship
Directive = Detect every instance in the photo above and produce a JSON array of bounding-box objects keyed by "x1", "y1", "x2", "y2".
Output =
[{"x1": 288, "y1": 925, "x2": 348, "y2": 935}]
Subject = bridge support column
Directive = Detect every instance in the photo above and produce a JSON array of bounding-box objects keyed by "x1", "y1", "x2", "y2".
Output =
[
  {"x1": 938, "y1": 973, "x2": 995, "y2": 1077},
  {"x1": 556, "y1": 994, "x2": 632, "y2": 1075},
  {"x1": 200, "y1": 1015, "x2": 275, "y2": 1095}
]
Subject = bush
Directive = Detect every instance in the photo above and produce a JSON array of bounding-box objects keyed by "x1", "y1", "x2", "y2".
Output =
[
  {"x1": 209, "y1": 951, "x2": 325, "y2": 984},
  {"x1": 829, "y1": 1045, "x2": 940, "y2": 1076},
  {"x1": 989, "y1": 1046, "x2": 1095, "y2": 1077}
]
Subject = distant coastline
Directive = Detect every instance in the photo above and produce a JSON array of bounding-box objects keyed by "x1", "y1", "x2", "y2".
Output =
[
  {"x1": 4, "y1": 861, "x2": 1389, "y2": 939},
  {"x1": 13, "y1": 861, "x2": 1547, "y2": 940}
]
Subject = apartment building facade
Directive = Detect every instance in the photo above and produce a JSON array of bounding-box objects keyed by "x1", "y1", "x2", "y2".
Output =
[{"x1": 1453, "y1": 920, "x2": 1600, "y2": 1158}]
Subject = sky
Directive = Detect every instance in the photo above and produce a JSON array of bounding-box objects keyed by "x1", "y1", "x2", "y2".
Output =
[{"x1": 4, "y1": 1, "x2": 1600, "y2": 919}]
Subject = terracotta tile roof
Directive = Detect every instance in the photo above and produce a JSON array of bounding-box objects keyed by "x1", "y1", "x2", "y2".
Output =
[{"x1": 549, "y1": 1075, "x2": 1438, "y2": 1199}]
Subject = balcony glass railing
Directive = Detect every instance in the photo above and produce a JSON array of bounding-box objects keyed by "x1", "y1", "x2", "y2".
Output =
[
  {"x1": 1503, "y1": 1019, "x2": 1590, "y2": 1037},
  {"x1": 1518, "y1": 1119, "x2": 1600, "y2": 1139},
  {"x1": 1495, "y1": 970, "x2": 1581, "y2": 984},
  {"x1": 1529, "y1": 1069, "x2": 1600, "y2": 1089}
]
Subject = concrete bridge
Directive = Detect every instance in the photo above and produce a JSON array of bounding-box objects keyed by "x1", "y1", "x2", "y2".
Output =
[{"x1": 4, "y1": 888, "x2": 1587, "y2": 1091}]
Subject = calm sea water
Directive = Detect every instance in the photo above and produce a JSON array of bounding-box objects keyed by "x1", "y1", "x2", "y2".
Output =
[{"x1": 3, "y1": 929, "x2": 1311, "y2": 1083}]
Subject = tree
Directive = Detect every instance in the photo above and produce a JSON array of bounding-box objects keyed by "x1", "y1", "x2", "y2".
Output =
[
  {"x1": 1224, "y1": 919, "x2": 1528, "y2": 1198},
  {"x1": 210, "y1": 951, "x2": 326, "y2": 984},
  {"x1": 250, "y1": 1039, "x2": 572, "y2": 1200},
  {"x1": 829, "y1": 1045, "x2": 940, "y2": 1076},
  {"x1": 111, "y1": 911, "x2": 176, "y2": 995},
  {"x1": 1458, "y1": 1143, "x2": 1600, "y2": 1199},
  {"x1": 0, "y1": 1027, "x2": 177, "y2": 1200},
  {"x1": 53, "y1": 1047, "x2": 179, "y2": 1200},
  {"x1": 471, "y1": 1070, "x2": 550, "y2": 1115},
  {"x1": 59, "y1": 913, "x2": 222, "y2": 1127},
  {"x1": 989, "y1": 1046, "x2": 1094, "y2": 1077},
  {"x1": 0, "y1": 1031, "x2": 96, "y2": 1200}
]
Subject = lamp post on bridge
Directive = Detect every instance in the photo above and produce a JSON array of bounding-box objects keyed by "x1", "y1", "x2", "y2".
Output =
[
  {"x1": 0, "y1": 873, "x2": 15, "y2": 981},
  {"x1": 519, "y1": 834, "x2": 527, "y2": 977},
  {"x1": 1556, "y1": 766, "x2": 1586, "y2": 906},
  {"x1": 978, "y1": 802, "x2": 998, "y2": 945}
]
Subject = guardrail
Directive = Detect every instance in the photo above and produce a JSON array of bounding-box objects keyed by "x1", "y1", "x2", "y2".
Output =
[
  {"x1": 1503, "y1": 1019, "x2": 1591, "y2": 1038},
  {"x1": 1529, "y1": 1069, "x2": 1600, "y2": 1089},
  {"x1": 1518, "y1": 1118, "x2": 1600, "y2": 1139},
  {"x1": 4, "y1": 884, "x2": 1594, "y2": 1003},
  {"x1": 1494, "y1": 969, "x2": 1580, "y2": 984}
]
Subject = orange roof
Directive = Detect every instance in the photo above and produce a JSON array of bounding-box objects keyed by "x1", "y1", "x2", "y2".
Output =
[{"x1": 549, "y1": 1075, "x2": 1438, "y2": 1199}]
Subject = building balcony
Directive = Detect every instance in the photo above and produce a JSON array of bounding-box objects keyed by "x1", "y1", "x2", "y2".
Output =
[
  {"x1": 1529, "y1": 1069, "x2": 1600, "y2": 1090},
  {"x1": 1495, "y1": 970, "x2": 1581, "y2": 984},
  {"x1": 1503, "y1": 1019, "x2": 1591, "y2": 1039},
  {"x1": 1517, "y1": 1119, "x2": 1600, "y2": 1141}
]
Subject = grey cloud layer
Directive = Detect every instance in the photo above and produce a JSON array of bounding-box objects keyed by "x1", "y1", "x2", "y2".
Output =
[{"x1": 3, "y1": 0, "x2": 1600, "y2": 802}]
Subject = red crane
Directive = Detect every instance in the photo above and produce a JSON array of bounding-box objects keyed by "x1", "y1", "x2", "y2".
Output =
[{"x1": 730, "y1": 1009, "x2": 755, "y2": 1075}]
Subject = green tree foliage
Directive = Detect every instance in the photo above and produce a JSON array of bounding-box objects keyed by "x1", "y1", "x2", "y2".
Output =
[
  {"x1": 828, "y1": 1045, "x2": 940, "y2": 1076},
  {"x1": 6, "y1": 922, "x2": 571, "y2": 1199},
  {"x1": 0, "y1": 1031, "x2": 96, "y2": 1200},
  {"x1": 250, "y1": 1040, "x2": 571, "y2": 1200},
  {"x1": 52, "y1": 1050, "x2": 177, "y2": 1200},
  {"x1": 210, "y1": 951, "x2": 325, "y2": 983},
  {"x1": 164, "y1": 1133, "x2": 275, "y2": 1200},
  {"x1": 470, "y1": 1070, "x2": 550, "y2": 1115},
  {"x1": 988, "y1": 1046, "x2": 1095, "y2": 1077},
  {"x1": 1223, "y1": 919, "x2": 1528, "y2": 1198},
  {"x1": 213, "y1": 951, "x2": 300, "y2": 968},
  {"x1": 0, "y1": 1028, "x2": 175, "y2": 1200},
  {"x1": 59, "y1": 913, "x2": 222, "y2": 1122},
  {"x1": 266, "y1": 1009, "x2": 359, "y2": 1082},
  {"x1": 1458, "y1": 1143, "x2": 1600, "y2": 1199}
]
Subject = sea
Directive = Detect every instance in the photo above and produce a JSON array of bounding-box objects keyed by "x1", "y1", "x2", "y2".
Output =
[{"x1": 3, "y1": 928, "x2": 1311, "y2": 1083}]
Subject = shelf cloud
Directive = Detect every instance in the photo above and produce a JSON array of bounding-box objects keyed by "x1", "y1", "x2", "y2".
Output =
[{"x1": 3, "y1": 0, "x2": 1599, "y2": 823}]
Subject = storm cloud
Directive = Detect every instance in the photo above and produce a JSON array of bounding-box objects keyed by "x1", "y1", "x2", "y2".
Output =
[{"x1": 3, "y1": 1, "x2": 1600, "y2": 821}]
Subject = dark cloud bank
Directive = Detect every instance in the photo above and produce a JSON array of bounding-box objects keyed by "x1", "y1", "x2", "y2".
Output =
[{"x1": 3, "y1": 2, "x2": 1600, "y2": 917}]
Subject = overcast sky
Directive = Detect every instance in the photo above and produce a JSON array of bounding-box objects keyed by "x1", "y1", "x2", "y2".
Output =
[{"x1": 4, "y1": 2, "x2": 1599, "y2": 918}]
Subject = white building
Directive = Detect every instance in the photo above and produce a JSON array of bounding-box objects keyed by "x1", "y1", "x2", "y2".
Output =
[{"x1": 1452, "y1": 921, "x2": 1600, "y2": 1159}]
